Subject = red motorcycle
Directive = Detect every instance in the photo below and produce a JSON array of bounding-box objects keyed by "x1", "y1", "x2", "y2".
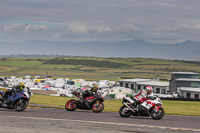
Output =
[{"x1": 65, "y1": 90, "x2": 104, "y2": 113}]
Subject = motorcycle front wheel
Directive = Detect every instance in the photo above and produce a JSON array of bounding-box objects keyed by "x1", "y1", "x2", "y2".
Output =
[
  {"x1": 151, "y1": 107, "x2": 165, "y2": 120},
  {"x1": 65, "y1": 99, "x2": 77, "y2": 111},
  {"x1": 15, "y1": 99, "x2": 28, "y2": 112},
  {"x1": 119, "y1": 105, "x2": 132, "y2": 117},
  {"x1": 92, "y1": 101, "x2": 104, "y2": 113}
]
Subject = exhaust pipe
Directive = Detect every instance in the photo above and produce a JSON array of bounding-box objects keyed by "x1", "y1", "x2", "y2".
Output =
[{"x1": 122, "y1": 102, "x2": 135, "y2": 112}]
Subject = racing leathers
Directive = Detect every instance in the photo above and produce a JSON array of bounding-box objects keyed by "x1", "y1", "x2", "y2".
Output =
[
  {"x1": 81, "y1": 87, "x2": 97, "y2": 99},
  {"x1": 134, "y1": 89, "x2": 149, "y2": 103},
  {"x1": 133, "y1": 89, "x2": 154, "y2": 115}
]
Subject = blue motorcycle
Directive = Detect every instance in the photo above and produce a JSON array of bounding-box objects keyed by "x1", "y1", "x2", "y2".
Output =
[{"x1": 0, "y1": 88, "x2": 32, "y2": 111}]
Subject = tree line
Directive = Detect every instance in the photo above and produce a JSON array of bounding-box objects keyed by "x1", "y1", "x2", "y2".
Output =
[{"x1": 44, "y1": 59, "x2": 130, "y2": 68}]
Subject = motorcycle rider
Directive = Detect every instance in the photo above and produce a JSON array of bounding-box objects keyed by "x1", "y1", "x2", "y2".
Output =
[
  {"x1": 90, "y1": 83, "x2": 98, "y2": 95},
  {"x1": 74, "y1": 83, "x2": 98, "y2": 109},
  {"x1": 133, "y1": 86, "x2": 154, "y2": 115},
  {"x1": 15, "y1": 82, "x2": 25, "y2": 92},
  {"x1": 82, "y1": 83, "x2": 98, "y2": 98},
  {"x1": 2, "y1": 82, "x2": 25, "y2": 104}
]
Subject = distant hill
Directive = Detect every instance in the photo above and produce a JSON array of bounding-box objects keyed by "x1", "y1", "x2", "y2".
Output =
[{"x1": 1, "y1": 40, "x2": 200, "y2": 60}]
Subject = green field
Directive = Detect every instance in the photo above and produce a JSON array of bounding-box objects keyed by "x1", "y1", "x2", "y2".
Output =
[
  {"x1": 0, "y1": 57, "x2": 200, "y2": 81},
  {"x1": 29, "y1": 94, "x2": 200, "y2": 116}
]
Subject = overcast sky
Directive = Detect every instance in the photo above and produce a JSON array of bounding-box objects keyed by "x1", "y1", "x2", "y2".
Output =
[{"x1": 0, "y1": 0, "x2": 200, "y2": 44}]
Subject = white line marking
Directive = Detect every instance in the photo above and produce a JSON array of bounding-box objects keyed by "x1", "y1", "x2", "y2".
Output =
[{"x1": 2, "y1": 115, "x2": 200, "y2": 132}]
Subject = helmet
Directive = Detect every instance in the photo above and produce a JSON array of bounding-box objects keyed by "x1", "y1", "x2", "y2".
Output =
[
  {"x1": 93, "y1": 83, "x2": 98, "y2": 88},
  {"x1": 91, "y1": 83, "x2": 98, "y2": 92},
  {"x1": 145, "y1": 86, "x2": 152, "y2": 95},
  {"x1": 18, "y1": 82, "x2": 25, "y2": 90}
]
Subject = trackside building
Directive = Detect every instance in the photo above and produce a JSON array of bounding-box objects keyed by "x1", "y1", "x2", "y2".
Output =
[
  {"x1": 118, "y1": 78, "x2": 169, "y2": 94},
  {"x1": 179, "y1": 87, "x2": 200, "y2": 99},
  {"x1": 118, "y1": 72, "x2": 200, "y2": 99},
  {"x1": 169, "y1": 72, "x2": 200, "y2": 94}
]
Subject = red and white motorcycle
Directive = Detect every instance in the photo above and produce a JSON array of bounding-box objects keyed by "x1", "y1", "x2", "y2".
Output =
[{"x1": 119, "y1": 95, "x2": 165, "y2": 120}]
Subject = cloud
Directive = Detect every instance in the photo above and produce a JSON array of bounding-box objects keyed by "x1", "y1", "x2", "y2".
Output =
[
  {"x1": 67, "y1": 23, "x2": 88, "y2": 35},
  {"x1": 0, "y1": 0, "x2": 200, "y2": 43},
  {"x1": 3, "y1": 23, "x2": 48, "y2": 32},
  {"x1": 4, "y1": 24, "x2": 25, "y2": 32},
  {"x1": 24, "y1": 25, "x2": 48, "y2": 31},
  {"x1": 97, "y1": 26, "x2": 112, "y2": 32},
  {"x1": 153, "y1": 1, "x2": 186, "y2": 9},
  {"x1": 178, "y1": 23, "x2": 200, "y2": 30},
  {"x1": 192, "y1": 24, "x2": 200, "y2": 30}
]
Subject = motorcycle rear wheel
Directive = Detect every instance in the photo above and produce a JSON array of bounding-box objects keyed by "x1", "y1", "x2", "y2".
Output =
[
  {"x1": 119, "y1": 105, "x2": 132, "y2": 117},
  {"x1": 65, "y1": 99, "x2": 77, "y2": 111},
  {"x1": 15, "y1": 99, "x2": 28, "y2": 112},
  {"x1": 151, "y1": 107, "x2": 165, "y2": 120},
  {"x1": 92, "y1": 101, "x2": 104, "y2": 113}
]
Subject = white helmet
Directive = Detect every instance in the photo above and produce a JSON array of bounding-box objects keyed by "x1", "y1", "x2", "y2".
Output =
[{"x1": 145, "y1": 86, "x2": 153, "y2": 95}]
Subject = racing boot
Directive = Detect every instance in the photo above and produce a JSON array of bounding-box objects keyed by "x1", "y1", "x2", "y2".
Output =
[
  {"x1": 1, "y1": 103, "x2": 7, "y2": 107},
  {"x1": 0, "y1": 100, "x2": 8, "y2": 107}
]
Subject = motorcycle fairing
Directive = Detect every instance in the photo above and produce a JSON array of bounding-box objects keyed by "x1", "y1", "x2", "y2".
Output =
[
  {"x1": 77, "y1": 96, "x2": 104, "y2": 110},
  {"x1": 77, "y1": 100, "x2": 91, "y2": 110},
  {"x1": 7, "y1": 91, "x2": 28, "y2": 104}
]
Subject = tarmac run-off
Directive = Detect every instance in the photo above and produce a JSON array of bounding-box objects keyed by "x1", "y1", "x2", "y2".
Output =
[{"x1": 0, "y1": 108, "x2": 200, "y2": 133}]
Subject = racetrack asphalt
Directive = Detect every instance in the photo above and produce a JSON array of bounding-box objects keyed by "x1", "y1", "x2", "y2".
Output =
[{"x1": 0, "y1": 108, "x2": 200, "y2": 133}]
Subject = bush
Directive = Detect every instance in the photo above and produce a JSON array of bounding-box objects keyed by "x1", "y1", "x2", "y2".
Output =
[
  {"x1": 0, "y1": 57, "x2": 7, "y2": 61},
  {"x1": 43, "y1": 59, "x2": 130, "y2": 68}
]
